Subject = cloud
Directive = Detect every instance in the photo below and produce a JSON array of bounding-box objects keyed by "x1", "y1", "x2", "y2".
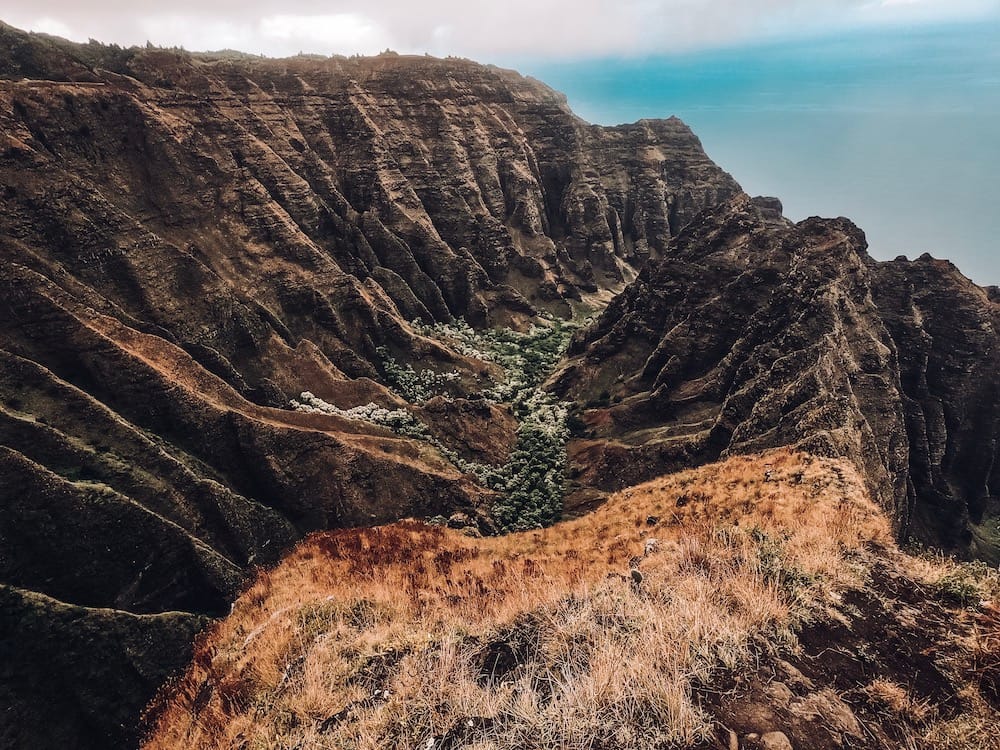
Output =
[
  {"x1": 258, "y1": 14, "x2": 393, "y2": 56},
  {"x1": 28, "y1": 16, "x2": 75, "y2": 38},
  {"x1": 4, "y1": 0, "x2": 999, "y2": 60}
]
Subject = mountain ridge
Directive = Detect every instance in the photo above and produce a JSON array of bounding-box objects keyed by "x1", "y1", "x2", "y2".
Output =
[
  {"x1": 0, "y1": 21, "x2": 997, "y2": 749},
  {"x1": 0, "y1": 23, "x2": 740, "y2": 748}
]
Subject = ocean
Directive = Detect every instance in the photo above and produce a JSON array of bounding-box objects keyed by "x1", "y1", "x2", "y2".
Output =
[{"x1": 520, "y1": 22, "x2": 1000, "y2": 286}]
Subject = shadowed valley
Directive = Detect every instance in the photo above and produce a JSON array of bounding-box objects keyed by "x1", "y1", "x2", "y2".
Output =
[{"x1": 0, "y1": 21, "x2": 998, "y2": 750}]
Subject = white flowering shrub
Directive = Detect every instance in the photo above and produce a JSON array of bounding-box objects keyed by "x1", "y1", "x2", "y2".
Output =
[
  {"x1": 291, "y1": 392, "x2": 429, "y2": 436},
  {"x1": 412, "y1": 317, "x2": 575, "y2": 403},
  {"x1": 292, "y1": 391, "x2": 488, "y2": 477},
  {"x1": 376, "y1": 346, "x2": 460, "y2": 403},
  {"x1": 292, "y1": 316, "x2": 583, "y2": 534}
]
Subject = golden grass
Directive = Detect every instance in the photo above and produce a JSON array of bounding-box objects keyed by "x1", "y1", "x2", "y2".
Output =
[
  {"x1": 863, "y1": 679, "x2": 934, "y2": 725},
  {"x1": 143, "y1": 449, "x2": 892, "y2": 750}
]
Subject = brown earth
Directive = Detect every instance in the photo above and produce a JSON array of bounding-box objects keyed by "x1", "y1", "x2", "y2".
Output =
[
  {"x1": 0, "y1": 22, "x2": 739, "y2": 748},
  {"x1": 554, "y1": 194, "x2": 1000, "y2": 563},
  {"x1": 141, "y1": 450, "x2": 1000, "y2": 750}
]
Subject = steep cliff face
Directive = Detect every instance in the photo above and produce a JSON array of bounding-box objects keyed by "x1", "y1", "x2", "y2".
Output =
[
  {"x1": 3, "y1": 21, "x2": 998, "y2": 750},
  {"x1": 0, "y1": 24, "x2": 739, "y2": 340},
  {"x1": 872, "y1": 256, "x2": 1000, "y2": 555},
  {"x1": 554, "y1": 195, "x2": 1000, "y2": 559},
  {"x1": 0, "y1": 23, "x2": 741, "y2": 749},
  {"x1": 0, "y1": 586, "x2": 208, "y2": 750}
]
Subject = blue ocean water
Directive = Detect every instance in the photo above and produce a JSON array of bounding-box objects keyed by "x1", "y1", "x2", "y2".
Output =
[{"x1": 521, "y1": 23, "x2": 1000, "y2": 286}]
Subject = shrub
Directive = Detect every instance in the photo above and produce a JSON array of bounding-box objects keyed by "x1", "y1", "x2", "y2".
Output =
[
  {"x1": 410, "y1": 318, "x2": 579, "y2": 531},
  {"x1": 492, "y1": 394, "x2": 570, "y2": 532},
  {"x1": 294, "y1": 317, "x2": 581, "y2": 533},
  {"x1": 376, "y1": 347, "x2": 459, "y2": 403},
  {"x1": 933, "y1": 561, "x2": 999, "y2": 607}
]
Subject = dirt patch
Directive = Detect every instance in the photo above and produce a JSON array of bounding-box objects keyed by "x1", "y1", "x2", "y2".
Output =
[{"x1": 696, "y1": 558, "x2": 982, "y2": 749}]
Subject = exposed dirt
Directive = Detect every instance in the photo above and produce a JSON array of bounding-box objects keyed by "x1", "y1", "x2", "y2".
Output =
[{"x1": 697, "y1": 551, "x2": 994, "y2": 749}]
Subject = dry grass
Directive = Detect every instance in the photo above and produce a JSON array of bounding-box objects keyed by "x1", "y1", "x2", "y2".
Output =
[
  {"x1": 863, "y1": 679, "x2": 934, "y2": 725},
  {"x1": 143, "y1": 449, "x2": 892, "y2": 750}
]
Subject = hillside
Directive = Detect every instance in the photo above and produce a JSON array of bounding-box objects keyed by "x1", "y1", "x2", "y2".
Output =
[
  {"x1": 143, "y1": 450, "x2": 1000, "y2": 749},
  {"x1": 1, "y1": 20, "x2": 999, "y2": 749},
  {"x1": 0, "y1": 22, "x2": 741, "y2": 747},
  {"x1": 554, "y1": 195, "x2": 1000, "y2": 562}
]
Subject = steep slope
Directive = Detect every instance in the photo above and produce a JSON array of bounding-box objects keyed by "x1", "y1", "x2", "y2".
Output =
[
  {"x1": 873, "y1": 257, "x2": 1000, "y2": 556},
  {"x1": 143, "y1": 450, "x2": 1000, "y2": 750},
  {"x1": 0, "y1": 586, "x2": 208, "y2": 750},
  {"x1": 0, "y1": 22, "x2": 741, "y2": 749},
  {"x1": 3, "y1": 20, "x2": 998, "y2": 750},
  {"x1": 554, "y1": 195, "x2": 1000, "y2": 560}
]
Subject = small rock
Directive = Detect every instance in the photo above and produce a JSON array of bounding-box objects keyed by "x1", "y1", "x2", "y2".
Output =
[
  {"x1": 790, "y1": 689, "x2": 861, "y2": 739},
  {"x1": 646, "y1": 515, "x2": 659, "y2": 526},
  {"x1": 763, "y1": 681, "x2": 794, "y2": 708},
  {"x1": 775, "y1": 659, "x2": 814, "y2": 690},
  {"x1": 759, "y1": 731, "x2": 793, "y2": 750},
  {"x1": 447, "y1": 512, "x2": 472, "y2": 529},
  {"x1": 644, "y1": 538, "x2": 660, "y2": 556}
]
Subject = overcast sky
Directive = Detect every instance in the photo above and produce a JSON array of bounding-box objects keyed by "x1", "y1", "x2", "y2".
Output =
[{"x1": 5, "y1": 0, "x2": 1000, "y2": 60}]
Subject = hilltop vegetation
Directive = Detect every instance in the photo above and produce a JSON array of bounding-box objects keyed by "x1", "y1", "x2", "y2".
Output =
[{"x1": 143, "y1": 450, "x2": 1000, "y2": 749}]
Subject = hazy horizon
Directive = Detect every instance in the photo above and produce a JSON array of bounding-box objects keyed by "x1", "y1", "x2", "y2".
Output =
[{"x1": 523, "y1": 22, "x2": 1000, "y2": 287}]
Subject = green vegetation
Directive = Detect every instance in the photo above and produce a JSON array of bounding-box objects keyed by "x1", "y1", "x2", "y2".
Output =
[
  {"x1": 411, "y1": 317, "x2": 574, "y2": 403},
  {"x1": 932, "y1": 560, "x2": 1000, "y2": 607},
  {"x1": 376, "y1": 347, "x2": 459, "y2": 403},
  {"x1": 748, "y1": 526, "x2": 818, "y2": 604},
  {"x1": 492, "y1": 393, "x2": 569, "y2": 531},
  {"x1": 413, "y1": 318, "x2": 578, "y2": 532},
  {"x1": 294, "y1": 317, "x2": 581, "y2": 533}
]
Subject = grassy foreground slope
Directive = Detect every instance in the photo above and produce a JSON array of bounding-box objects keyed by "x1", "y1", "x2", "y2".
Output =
[{"x1": 144, "y1": 450, "x2": 999, "y2": 749}]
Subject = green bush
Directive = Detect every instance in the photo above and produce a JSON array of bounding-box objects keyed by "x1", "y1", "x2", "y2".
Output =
[
  {"x1": 410, "y1": 319, "x2": 577, "y2": 532},
  {"x1": 376, "y1": 347, "x2": 459, "y2": 403},
  {"x1": 295, "y1": 317, "x2": 582, "y2": 534},
  {"x1": 934, "y1": 561, "x2": 999, "y2": 607}
]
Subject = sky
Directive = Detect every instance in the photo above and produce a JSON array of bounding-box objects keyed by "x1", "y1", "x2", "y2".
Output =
[
  {"x1": 5, "y1": 0, "x2": 999, "y2": 59},
  {"x1": 4, "y1": 0, "x2": 998, "y2": 284},
  {"x1": 524, "y1": 22, "x2": 1000, "y2": 285}
]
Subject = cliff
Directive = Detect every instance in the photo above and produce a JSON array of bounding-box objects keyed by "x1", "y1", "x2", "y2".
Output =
[
  {"x1": 2, "y1": 20, "x2": 998, "y2": 750},
  {"x1": 0, "y1": 23, "x2": 739, "y2": 748},
  {"x1": 554, "y1": 195, "x2": 1000, "y2": 560}
]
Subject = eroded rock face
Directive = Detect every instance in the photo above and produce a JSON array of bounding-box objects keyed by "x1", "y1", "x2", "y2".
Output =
[
  {"x1": 0, "y1": 586, "x2": 208, "y2": 750},
  {"x1": 0, "y1": 24, "x2": 741, "y2": 748},
  {"x1": 872, "y1": 256, "x2": 1000, "y2": 554},
  {"x1": 554, "y1": 195, "x2": 1000, "y2": 558},
  {"x1": 2, "y1": 21, "x2": 996, "y2": 749}
]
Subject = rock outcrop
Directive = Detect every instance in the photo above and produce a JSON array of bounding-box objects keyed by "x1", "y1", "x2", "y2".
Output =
[
  {"x1": 0, "y1": 23, "x2": 740, "y2": 748},
  {"x1": 2, "y1": 20, "x2": 997, "y2": 750},
  {"x1": 873, "y1": 255, "x2": 1000, "y2": 553},
  {"x1": 554, "y1": 195, "x2": 1000, "y2": 559}
]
